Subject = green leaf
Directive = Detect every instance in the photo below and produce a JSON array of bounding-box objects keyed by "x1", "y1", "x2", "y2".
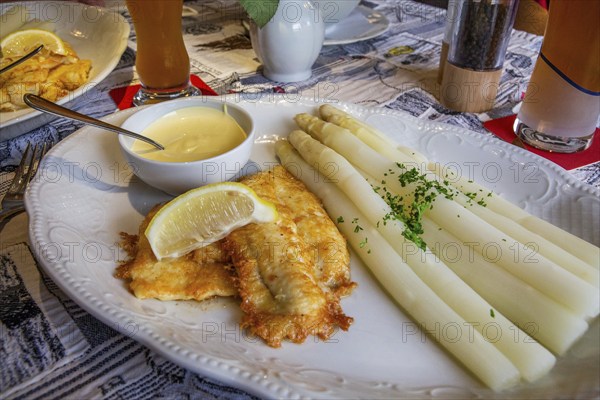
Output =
[{"x1": 239, "y1": 0, "x2": 280, "y2": 28}]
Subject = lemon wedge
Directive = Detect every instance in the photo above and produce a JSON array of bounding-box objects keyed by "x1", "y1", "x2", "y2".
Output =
[
  {"x1": 145, "y1": 182, "x2": 278, "y2": 260},
  {"x1": 1, "y1": 29, "x2": 66, "y2": 57}
]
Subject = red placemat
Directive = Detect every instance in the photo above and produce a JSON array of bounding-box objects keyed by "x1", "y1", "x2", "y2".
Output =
[
  {"x1": 109, "y1": 74, "x2": 218, "y2": 110},
  {"x1": 484, "y1": 114, "x2": 600, "y2": 170}
]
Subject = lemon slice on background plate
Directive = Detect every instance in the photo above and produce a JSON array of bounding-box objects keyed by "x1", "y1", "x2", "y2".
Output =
[
  {"x1": 146, "y1": 182, "x2": 278, "y2": 260},
  {"x1": 1, "y1": 29, "x2": 66, "y2": 57}
]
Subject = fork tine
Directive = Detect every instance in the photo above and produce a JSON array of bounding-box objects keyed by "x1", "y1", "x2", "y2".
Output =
[
  {"x1": 21, "y1": 143, "x2": 39, "y2": 189},
  {"x1": 4, "y1": 140, "x2": 52, "y2": 200},
  {"x1": 6, "y1": 142, "x2": 33, "y2": 194},
  {"x1": 27, "y1": 141, "x2": 49, "y2": 182},
  {"x1": 14, "y1": 142, "x2": 32, "y2": 179}
]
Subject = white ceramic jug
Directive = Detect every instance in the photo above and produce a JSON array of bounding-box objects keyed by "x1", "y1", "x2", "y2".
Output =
[{"x1": 249, "y1": 0, "x2": 325, "y2": 82}]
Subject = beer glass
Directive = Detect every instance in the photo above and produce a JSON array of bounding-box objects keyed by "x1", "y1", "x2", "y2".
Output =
[
  {"x1": 514, "y1": 0, "x2": 599, "y2": 153},
  {"x1": 126, "y1": 0, "x2": 199, "y2": 105}
]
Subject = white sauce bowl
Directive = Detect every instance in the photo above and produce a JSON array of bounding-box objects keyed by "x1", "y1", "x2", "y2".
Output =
[{"x1": 118, "y1": 97, "x2": 255, "y2": 196}]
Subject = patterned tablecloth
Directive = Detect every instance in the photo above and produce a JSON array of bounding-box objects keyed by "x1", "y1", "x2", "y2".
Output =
[{"x1": 0, "y1": 1, "x2": 598, "y2": 399}]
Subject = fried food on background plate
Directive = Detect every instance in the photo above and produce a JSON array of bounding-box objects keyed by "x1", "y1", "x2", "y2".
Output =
[{"x1": 0, "y1": 41, "x2": 91, "y2": 111}]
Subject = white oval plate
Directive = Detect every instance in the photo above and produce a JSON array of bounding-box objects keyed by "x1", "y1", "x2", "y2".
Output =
[
  {"x1": 0, "y1": 1, "x2": 130, "y2": 140},
  {"x1": 25, "y1": 96, "x2": 599, "y2": 399}
]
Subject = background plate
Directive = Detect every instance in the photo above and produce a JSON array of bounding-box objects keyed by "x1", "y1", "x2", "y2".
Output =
[
  {"x1": 0, "y1": 1, "x2": 130, "y2": 140},
  {"x1": 25, "y1": 96, "x2": 599, "y2": 399},
  {"x1": 324, "y1": 5, "x2": 390, "y2": 46}
]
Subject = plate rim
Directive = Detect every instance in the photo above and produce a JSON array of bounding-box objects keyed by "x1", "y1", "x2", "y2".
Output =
[
  {"x1": 323, "y1": 5, "x2": 390, "y2": 46},
  {"x1": 24, "y1": 95, "x2": 600, "y2": 399}
]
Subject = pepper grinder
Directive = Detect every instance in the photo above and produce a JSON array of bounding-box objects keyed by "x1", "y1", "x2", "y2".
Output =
[
  {"x1": 438, "y1": 0, "x2": 457, "y2": 84},
  {"x1": 440, "y1": 0, "x2": 519, "y2": 113}
]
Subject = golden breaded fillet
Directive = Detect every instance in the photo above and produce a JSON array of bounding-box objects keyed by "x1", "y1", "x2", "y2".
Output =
[
  {"x1": 272, "y1": 166, "x2": 356, "y2": 297},
  {"x1": 224, "y1": 166, "x2": 353, "y2": 347},
  {"x1": 116, "y1": 204, "x2": 237, "y2": 301}
]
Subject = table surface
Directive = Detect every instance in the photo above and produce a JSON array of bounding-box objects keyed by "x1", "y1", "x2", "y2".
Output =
[{"x1": 1, "y1": 1, "x2": 598, "y2": 399}]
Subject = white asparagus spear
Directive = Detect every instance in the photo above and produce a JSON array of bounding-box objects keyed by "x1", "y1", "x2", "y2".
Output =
[
  {"x1": 428, "y1": 162, "x2": 600, "y2": 270},
  {"x1": 279, "y1": 137, "x2": 556, "y2": 381},
  {"x1": 405, "y1": 173, "x2": 598, "y2": 288},
  {"x1": 425, "y1": 199, "x2": 599, "y2": 319},
  {"x1": 285, "y1": 130, "x2": 394, "y2": 224},
  {"x1": 318, "y1": 104, "x2": 429, "y2": 166},
  {"x1": 294, "y1": 113, "x2": 600, "y2": 319},
  {"x1": 467, "y1": 207, "x2": 599, "y2": 287},
  {"x1": 422, "y1": 169, "x2": 599, "y2": 287},
  {"x1": 420, "y1": 218, "x2": 589, "y2": 355},
  {"x1": 316, "y1": 106, "x2": 600, "y2": 273},
  {"x1": 352, "y1": 167, "x2": 589, "y2": 356},
  {"x1": 275, "y1": 140, "x2": 521, "y2": 390},
  {"x1": 298, "y1": 112, "x2": 600, "y2": 283}
]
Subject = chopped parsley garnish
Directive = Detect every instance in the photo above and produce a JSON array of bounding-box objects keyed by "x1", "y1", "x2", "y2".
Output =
[
  {"x1": 490, "y1": 309, "x2": 496, "y2": 318},
  {"x1": 351, "y1": 217, "x2": 363, "y2": 233},
  {"x1": 372, "y1": 163, "x2": 460, "y2": 250},
  {"x1": 464, "y1": 190, "x2": 489, "y2": 208},
  {"x1": 337, "y1": 216, "x2": 345, "y2": 223}
]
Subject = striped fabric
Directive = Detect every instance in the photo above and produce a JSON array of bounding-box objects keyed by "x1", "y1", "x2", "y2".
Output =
[{"x1": 0, "y1": 239, "x2": 258, "y2": 400}]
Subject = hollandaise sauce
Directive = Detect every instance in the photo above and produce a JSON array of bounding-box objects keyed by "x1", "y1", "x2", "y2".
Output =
[{"x1": 132, "y1": 106, "x2": 247, "y2": 162}]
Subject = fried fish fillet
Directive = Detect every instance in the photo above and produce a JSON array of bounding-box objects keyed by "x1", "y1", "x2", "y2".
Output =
[
  {"x1": 224, "y1": 166, "x2": 354, "y2": 347},
  {"x1": 116, "y1": 204, "x2": 237, "y2": 301},
  {"x1": 272, "y1": 166, "x2": 356, "y2": 297}
]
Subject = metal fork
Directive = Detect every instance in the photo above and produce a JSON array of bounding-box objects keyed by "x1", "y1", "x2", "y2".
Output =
[{"x1": 0, "y1": 141, "x2": 51, "y2": 227}]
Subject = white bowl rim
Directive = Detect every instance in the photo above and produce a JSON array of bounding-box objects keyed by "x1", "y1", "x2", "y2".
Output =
[{"x1": 118, "y1": 97, "x2": 256, "y2": 166}]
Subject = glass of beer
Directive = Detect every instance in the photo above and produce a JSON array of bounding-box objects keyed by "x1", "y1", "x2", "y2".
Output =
[
  {"x1": 514, "y1": 0, "x2": 599, "y2": 153},
  {"x1": 126, "y1": 0, "x2": 199, "y2": 106}
]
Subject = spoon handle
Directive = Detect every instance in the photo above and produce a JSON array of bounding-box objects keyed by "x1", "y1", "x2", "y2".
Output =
[
  {"x1": 23, "y1": 94, "x2": 164, "y2": 150},
  {"x1": 0, "y1": 45, "x2": 44, "y2": 74}
]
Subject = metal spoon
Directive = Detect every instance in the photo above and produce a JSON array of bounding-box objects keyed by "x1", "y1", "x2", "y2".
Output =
[
  {"x1": 23, "y1": 94, "x2": 165, "y2": 150},
  {"x1": 0, "y1": 45, "x2": 44, "y2": 74}
]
